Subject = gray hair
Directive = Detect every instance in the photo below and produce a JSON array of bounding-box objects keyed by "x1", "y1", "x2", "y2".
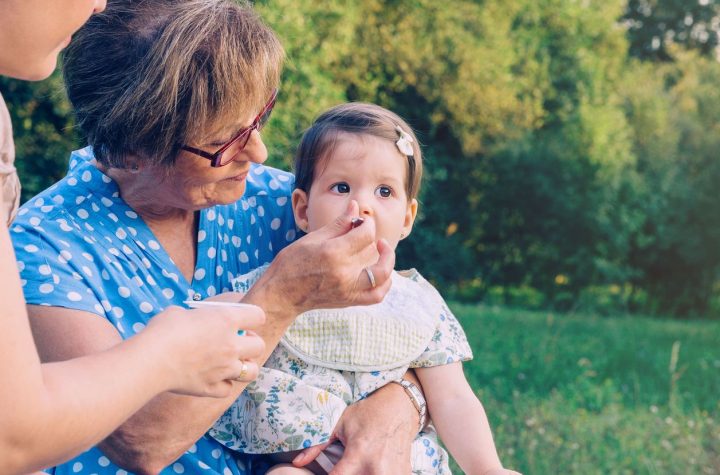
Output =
[{"x1": 63, "y1": 0, "x2": 284, "y2": 169}]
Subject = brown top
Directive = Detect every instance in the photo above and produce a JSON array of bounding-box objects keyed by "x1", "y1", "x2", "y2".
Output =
[{"x1": 0, "y1": 93, "x2": 21, "y2": 226}]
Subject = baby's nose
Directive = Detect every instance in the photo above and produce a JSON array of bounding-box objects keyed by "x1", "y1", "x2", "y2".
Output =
[{"x1": 358, "y1": 201, "x2": 373, "y2": 216}]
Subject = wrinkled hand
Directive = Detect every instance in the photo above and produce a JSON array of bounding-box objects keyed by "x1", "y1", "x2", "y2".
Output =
[
  {"x1": 249, "y1": 200, "x2": 395, "y2": 316},
  {"x1": 293, "y1": 382, "x2": 417, "y2": 474},
  {"x1": 143, "y1": 304, "x2": 265, "y2": 398}
]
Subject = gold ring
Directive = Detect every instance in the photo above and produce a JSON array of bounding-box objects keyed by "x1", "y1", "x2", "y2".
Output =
[
  {"x1": 234, "y1": 361, "x2": 249, "y2": 382},
  {"x1": 364, "y1": 267, "x2": 376, "y2": 288}
]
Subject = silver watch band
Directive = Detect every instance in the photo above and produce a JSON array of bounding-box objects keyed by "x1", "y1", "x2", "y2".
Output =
[{"x1": 392, "y1": 378, "x2": 427, "y2": 432}]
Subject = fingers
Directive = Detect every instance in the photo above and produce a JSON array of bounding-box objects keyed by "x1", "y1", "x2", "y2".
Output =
[
  {"x1": 312, "y1": 200, "x2": 361, "y2": 240},
  {"x1": 353, "y1": 239, "x2": 395, "y2": 304},
  {"x1": 293, "y1": 439, "x2": 335, "y2": 467},
  {"x1": 228, "y1": 358, "x2": 260, "y2": 383},
  {"x1": 201, "y1": 380, "x2": 234, "y2": 399},
  {"x1": 213, "y1": 303, "x2": 266, "y2": 332},
  {"x1": 327, "y1": 444, "x2": 376, "y2": 475},
  {"x1": 235, "y1": 331, "x2": 265, "y2": 360},
  {"x1": 374, "y1": 238, "x2": 396, "y2": 280}
]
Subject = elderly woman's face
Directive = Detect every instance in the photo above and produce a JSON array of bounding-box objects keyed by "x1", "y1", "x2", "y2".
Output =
[{"x1": 141, "y1": 126, "x2": 269, "y2": 212}]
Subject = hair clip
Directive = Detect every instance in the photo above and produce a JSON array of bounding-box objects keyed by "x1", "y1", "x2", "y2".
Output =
[{"x1": 395, "y1": 125, "x2": 414, "y2": 157}]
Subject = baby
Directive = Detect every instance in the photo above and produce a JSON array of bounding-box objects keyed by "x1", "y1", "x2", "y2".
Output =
[{"x1": 211, "y1": 103, "x2": 517, "y2": 474}]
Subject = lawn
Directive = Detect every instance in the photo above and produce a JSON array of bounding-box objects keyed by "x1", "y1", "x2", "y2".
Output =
[{"x1": 449, "y1": 304, "x2": 720, "y2": 474}]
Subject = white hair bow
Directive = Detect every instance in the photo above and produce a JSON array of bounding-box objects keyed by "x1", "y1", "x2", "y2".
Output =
[{"x1": 395, "y1": 125, "x2": 414, "y2": 157}]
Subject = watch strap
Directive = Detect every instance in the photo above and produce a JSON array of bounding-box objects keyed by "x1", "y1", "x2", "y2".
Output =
[{"x1": 391, "y1": 378, "x2": 427, "y2": 432}]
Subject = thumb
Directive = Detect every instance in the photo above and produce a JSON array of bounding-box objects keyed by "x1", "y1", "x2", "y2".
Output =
[
  {"x1": 293, "y1": 438, "x2": 335, "y2": 467},
  {"x1": 313, "y1": 200, "x2": 360, "y2": 239},
  {"x1": 376, "y1": 238, "x2": 396, "y2": 269}
]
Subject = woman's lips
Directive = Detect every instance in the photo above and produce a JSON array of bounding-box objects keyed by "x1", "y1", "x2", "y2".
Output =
[{"x1": 227, "y1": 171, "x2": 248, "y2": 182}]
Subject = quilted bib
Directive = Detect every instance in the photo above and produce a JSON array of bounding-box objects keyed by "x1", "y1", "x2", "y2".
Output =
[{"x1": 279, "y1": 269, "x2": 440, "y2": 371}]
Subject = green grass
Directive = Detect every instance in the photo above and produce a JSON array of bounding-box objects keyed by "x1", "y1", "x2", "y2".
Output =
[{"x1": 448, "y1": 304, "x2": 720, "y2": 474}]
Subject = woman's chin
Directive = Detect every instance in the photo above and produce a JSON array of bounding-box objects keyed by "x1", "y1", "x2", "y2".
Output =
[
  {"x1": 215, "y1": 182, "x2": 248, "y2": 205},
  {"x1": 6, "y1": 55, "x2": 58, "y2": 81}
]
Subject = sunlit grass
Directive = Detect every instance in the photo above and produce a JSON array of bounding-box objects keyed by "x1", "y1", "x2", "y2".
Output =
[{"x1": 449, "y1": 304, "x2": 720, "y2": 474}]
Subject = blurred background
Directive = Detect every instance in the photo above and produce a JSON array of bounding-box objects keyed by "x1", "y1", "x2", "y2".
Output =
[{"x1": 2, "y1": 0, "x2": 719, "y2": 472}]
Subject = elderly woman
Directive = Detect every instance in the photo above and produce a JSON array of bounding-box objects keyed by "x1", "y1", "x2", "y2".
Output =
[
  {"x1": 11, "y1": 1, "x2": 422, "y2": 474},
  {"x1": 1, "y1": 1, "x2": 273, "y2": 474}
]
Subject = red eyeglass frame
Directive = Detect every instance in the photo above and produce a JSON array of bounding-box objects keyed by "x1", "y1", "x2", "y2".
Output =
[{"x1": 181, "y1": 89, "x2": 278, "y2": 167}]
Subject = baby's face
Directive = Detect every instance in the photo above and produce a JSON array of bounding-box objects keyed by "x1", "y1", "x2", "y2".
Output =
[{"x1": 293, "y1": 133, "x2": 418, "y2": 250}]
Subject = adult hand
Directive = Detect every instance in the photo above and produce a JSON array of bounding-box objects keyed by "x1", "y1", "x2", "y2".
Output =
[
  {"x1": 247, "y1": 200, "x2": 395, "y2": 318},
  {"x1": 141, "y1": 304, "x2": 265, "y2": 398},
  {"x1": 292, "y1": 380, "x2": 418, "y2": 474}
]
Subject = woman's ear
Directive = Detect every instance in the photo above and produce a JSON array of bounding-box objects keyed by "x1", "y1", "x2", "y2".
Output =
[
  {"x1": 291, "y1": 189, "x2": 310, "y2": 232},
  {"x1": 400, "y1": 198, "x2": 419, "y2": 239}
]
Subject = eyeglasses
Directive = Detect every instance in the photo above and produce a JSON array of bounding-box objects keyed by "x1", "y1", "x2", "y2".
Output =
[{"x1": 181, "y1": 89, "x2": 278, "y2": 167}]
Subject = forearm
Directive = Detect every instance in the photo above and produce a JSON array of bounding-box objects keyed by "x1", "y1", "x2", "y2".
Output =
[
  {"x1": 99, "y1": 384, "x2": 244, "y2": 474},
  {"x1": 242, "y1": 262, "x2": 301, "y2": 363},
  {"x1": 435, "y1": 393, "x2": 501, "y2": 474},
  {"x1": 370, "y1": 376, "x2": 422, "y2": 445},
  {"x1": 98, "y1": 278, "x2": 297, "y2": 473},
  {"x1": 420, "y1": 368, "x2": 502, "y2": 475},
  {"x1": 0, "y1": 221, "x2": 184, "y2": 474},
  {"x1": 1, "y1": 333, "x2": 173, "y2": 475}
]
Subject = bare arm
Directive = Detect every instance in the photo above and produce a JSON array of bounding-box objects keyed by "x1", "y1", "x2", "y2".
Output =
[
  {"x1": 28, "y1": 303, "x2": 267, "y2": 475},
  {"x1": 0, "y1": 223, "x2": 261, "y2": 475},
  {"x1": 67, "y1": 202, "x2": 395, "y2": 473},
  {"x1": 417, "y1": 362, "x2": 506, "y2": 475}
]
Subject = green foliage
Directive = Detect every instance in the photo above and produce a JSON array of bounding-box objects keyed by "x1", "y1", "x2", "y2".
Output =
[
  {"x1": 453, "y1": 303, "x2": 720, "y2": 473},
  {"x1": 0, "y1": 71, "x2": 80, "y2": 201},
  {"x1": 5, "y1": 0, "x2": 720, "y2": 317},
  {"x1": 623, "y1": 0, "x2": 720, "y2": 61},
  {"x1": 621, "y1": 50, "x2": 720, "y2": 317}
]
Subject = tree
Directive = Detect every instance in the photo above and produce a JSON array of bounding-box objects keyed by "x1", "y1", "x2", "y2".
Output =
[
  {"x1": 0, "y1": 72, "x2": 79, "y2": 201},
  {"x1": 623, "y1": 51, "x2": 720, "y2": 316},
  {"x1": 623, "y1": 0, "x2": 720, "y2": 61}
]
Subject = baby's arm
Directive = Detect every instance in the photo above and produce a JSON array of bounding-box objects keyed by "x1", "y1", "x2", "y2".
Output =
[{"x1": 416, "y1": 362, "x2": 505, "y2": 475}]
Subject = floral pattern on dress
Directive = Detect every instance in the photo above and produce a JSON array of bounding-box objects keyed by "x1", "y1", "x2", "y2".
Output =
[{"x1": 210, "y1": 269, "x2": 472, "y2": 474}]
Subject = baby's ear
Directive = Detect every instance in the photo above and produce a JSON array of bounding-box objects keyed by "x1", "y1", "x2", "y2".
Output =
[
  {"x1": 291, "y1": 189, "x2": 310, "y2": 232},
  {"x1": 401, "y1": 198, "x2": 419, "y2": 239}
]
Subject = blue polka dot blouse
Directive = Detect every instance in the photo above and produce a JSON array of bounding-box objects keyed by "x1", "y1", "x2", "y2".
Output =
[{"x1": 11, "y1": 146, "x2": 297, "y2": 475}]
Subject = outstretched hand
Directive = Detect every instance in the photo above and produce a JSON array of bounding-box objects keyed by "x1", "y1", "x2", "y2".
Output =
[
  {"x1": 248, "y1": 200, "x2": 395, "y2": 317},
  {"x1": 143, "y1": 303, "x2": 265, "y2": 398}
]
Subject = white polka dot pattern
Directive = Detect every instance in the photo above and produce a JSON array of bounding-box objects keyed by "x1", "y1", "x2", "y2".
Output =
[{"x1": 11, "y1": 147, "x2": 297, "y2": 475}]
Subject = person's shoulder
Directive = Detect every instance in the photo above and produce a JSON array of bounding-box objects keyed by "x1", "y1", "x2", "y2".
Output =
[
  {"x1": 244, "y1": 163, "x2": 294, "y2": 199},
  {"x1": 12, "y1": 147, "x2": 101, "y2": 229},
  {"x1": 395, "y1": 268, "x2": 449, "y2": 306}
]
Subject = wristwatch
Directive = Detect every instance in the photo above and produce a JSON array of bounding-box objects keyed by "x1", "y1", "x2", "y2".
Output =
[{"x1": 392, "y1": 378, "x2": 427, "y2": 432}]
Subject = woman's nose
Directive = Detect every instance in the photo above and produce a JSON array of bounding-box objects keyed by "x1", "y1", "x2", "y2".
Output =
[{"x1": 246, "y1": 130, "x2": 268, "y2": 164}]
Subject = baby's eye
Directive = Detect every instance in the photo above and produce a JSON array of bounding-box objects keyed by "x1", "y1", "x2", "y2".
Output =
[
  {"x1": 331, "y1": 183, "x2": 350, "y2": 194},
  {"x1": 376, "y1": 186, "x2": 393, "y2": 198}
]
